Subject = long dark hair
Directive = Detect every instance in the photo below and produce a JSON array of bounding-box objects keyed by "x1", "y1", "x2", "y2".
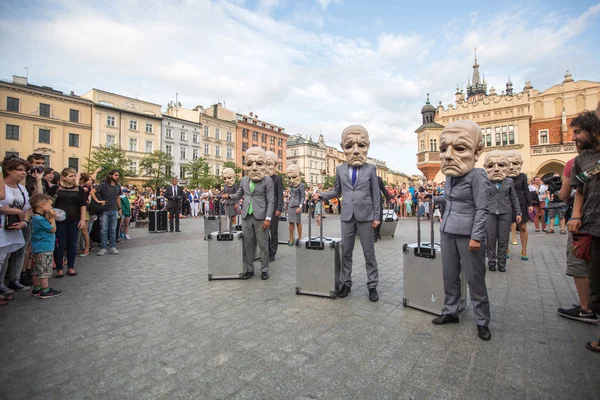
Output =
[{"x1": 105, "y1": 169, "x2": 120, "y2": 183}]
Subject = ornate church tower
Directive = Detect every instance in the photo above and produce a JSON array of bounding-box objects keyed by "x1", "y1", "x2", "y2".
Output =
[
  {"x1": 415, "y1": 94, "x2": 444, "y2": 181},
  {"x1": 466, "y1": 49, "x2": 487, "y2": 101}
]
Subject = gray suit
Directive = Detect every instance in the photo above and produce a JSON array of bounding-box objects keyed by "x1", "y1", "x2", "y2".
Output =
[
  {"x1": 320, "y1": 163, "x2": 380, "y2": 289},
  {"x1": 486, "y1": 178, "x2": 521, "y2": 268},
  {"x1": 230, "y1": 176, "x2": 275, "y2": 273},
  {"x1": 433, "y1": 168, "x2": 491, "y2": 326}
]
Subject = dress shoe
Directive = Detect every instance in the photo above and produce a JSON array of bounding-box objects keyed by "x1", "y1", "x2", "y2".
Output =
[
  {"x1": 261, "y1": 271, "x2": 269, "y2": 280},
  {"x1": 176, "y1": 229, "x2": 181, "y2": 232},
  {"x1": 477, "y1": 325, "x2": 491, "y2": 341},
  {"x1": 498, "y1": 265, "x2": 506, "y2": 272},
  {"x1": 374, "y1": 236, "x2": 378, "y2": 243},
  {"x1": 488, "y1": 265, "x2": 496, "y2": 272},
  {"x1": 432, "y1": 314, "x2": 459, "y2": 325},
  {"x1": 241, "y1": 272, "x2": 254, "y2": 280},
  {"x1": 269, "y1": 256, "x2": 275, "y2": 262},
  {"x1": 338, "y1": 284, "x2": 351, "y2": 298},
  {"x1": 169, "y1": 230, "x2": 174, "y2": 233},
  {"x1": 369, "y1": 288, "x2": 379, "y2": 302}
]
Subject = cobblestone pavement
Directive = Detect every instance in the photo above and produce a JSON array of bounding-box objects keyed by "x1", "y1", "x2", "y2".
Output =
[{"x1": 1, "y1": 215, "x2": 599, "y2": 399}]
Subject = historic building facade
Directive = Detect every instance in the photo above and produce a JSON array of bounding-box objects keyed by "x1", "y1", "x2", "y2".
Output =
[
  {"x1": 163, "y1": 104, "x2": 236, "y2": 180},
  {"x1": 160, "y1": 114, "x2": 202, "y2": 183},
  {"x1": 0, "y1": 75, "x2": 93, "y2": 171},
  {"x1": 81, "y1": 89, "x2": 162, "y2": 184},
  {"x1": 416, "y1": 54, "x2": 600, "y2": 182},
  {"x1": 287, "y1": 134, "x2": 326, "y2": 185}
]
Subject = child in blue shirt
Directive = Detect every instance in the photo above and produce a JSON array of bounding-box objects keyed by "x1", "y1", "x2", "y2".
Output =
[{"x1": 30, "y1": 194, "x2": 62, "y2": 299}]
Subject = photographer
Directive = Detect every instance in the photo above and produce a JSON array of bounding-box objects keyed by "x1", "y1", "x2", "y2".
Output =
[
  {"x1": 545, "y1": 174, "x2": 566, "y2": 234},
  {"x1": 25, "y1": 153, "x2": 49, "y2": 197},
  {"x1": 165, "y1": 177, "x2": 183, "y2": 232}
]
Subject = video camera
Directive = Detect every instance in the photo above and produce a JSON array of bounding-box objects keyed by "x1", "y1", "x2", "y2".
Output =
[{"x1": 543, "y1": 176, "x2": 562, "y2": 193}]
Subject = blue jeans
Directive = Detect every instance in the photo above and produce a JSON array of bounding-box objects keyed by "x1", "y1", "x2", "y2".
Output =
[
  {"x1": 101, "y1": 211, "x2": 119, "y2": 249},
  {"x1": 54, "y1": 221, "x2": 79, "y2": 271}
]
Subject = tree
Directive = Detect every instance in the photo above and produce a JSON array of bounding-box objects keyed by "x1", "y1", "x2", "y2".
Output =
[
  {"x1": 186, "y1": 157, "x2": 208, "y2": 188},
  {"x1": 223, "y1": 161, "x2": 242, "y2": 177},
  {"x1": 84, "y1": 145, "x2": 130, "y2": 183},
  {"x1": 139, "y1": 150, "x2": 174, "y2": 190},
  {"x1": 198, "y1": 162, "x2": 219, "y2": 189},
  {"x1": 323, "y1": 175, "x2": 336, "y2": 189}
]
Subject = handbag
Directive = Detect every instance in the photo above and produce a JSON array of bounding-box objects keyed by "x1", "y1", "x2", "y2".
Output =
[
  {"x1": 4, "y1": 214, "x2": 21, "y2": 230},
  {"x1": 572, "y1": 233, "x2": 592, "y2": 261},
  {"x1": 89, "y1": 183, "x2": 107, "y2": 216}
]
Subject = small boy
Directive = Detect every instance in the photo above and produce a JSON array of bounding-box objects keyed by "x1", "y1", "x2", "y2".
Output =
[{"x1": 30, "y1": 193, "x2": 63, "y2": 299}]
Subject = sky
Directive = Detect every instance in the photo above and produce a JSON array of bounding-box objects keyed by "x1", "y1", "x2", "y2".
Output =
[{"x1": 1, "y1": 0, "x2": 599, "y2": 174}]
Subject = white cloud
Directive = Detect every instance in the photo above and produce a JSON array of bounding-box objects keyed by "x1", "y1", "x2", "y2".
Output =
[
  {"x1": 0, "y1": 0, "x2": 597, "y2": 176},
  {"x1": 317, "y1": 0, "x2": 343, "y2": 10}
]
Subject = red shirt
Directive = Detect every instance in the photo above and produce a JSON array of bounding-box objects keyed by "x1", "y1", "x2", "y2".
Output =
[{"x1": 564, "y1": 157, "x2": 575, "y2": 179}]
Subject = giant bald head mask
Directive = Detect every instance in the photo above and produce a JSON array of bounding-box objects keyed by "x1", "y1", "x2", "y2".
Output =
[
  {"x1": 484, "y1": 150, "x2": 509, "y2": 181},
  {"x1": 244, "y1": 147, "x2": 267, "y2": 181},
  {"x1": 265, "y1": 151, "x2": 278, "y2": 176},
  {"x1": 286, "y1": 163, "x2": 302, "y2": 187},
  {"x1": 440, "y1": 120, "x2": 484, "y2": 177},
  {"x1": 506, "y1": 150, "x2": 523, "y2": 178},
  {"x1": 341, "y1": 125, "x2": 370, "y2": 167},
  {"x1": 222, "y1": 167, "x2": 236, "y2": 186}
]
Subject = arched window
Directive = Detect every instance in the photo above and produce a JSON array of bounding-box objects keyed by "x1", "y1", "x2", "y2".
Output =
[
  {"x1": 576, "y1": 94, "x2": 585, "y2": 113},
  {"x1": 534, "y1": 101, "x2": 543, "y2": 119},
  {"x1": 554, "y1": 97, "x2": 563, "y2": 116}
]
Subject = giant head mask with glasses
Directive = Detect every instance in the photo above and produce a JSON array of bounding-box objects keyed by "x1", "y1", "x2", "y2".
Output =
[{"x1": 440, "y1": 120, "x2": 484, "y2": 177}]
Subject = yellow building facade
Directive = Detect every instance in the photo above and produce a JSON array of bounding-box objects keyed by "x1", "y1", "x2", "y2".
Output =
[
  {"x1": 81, "y1": 89, "x2": 163, "y2": 185},
  {"x1": 416, "y1": 56, "x2": 600, "y2": 182},
  {"x1": 0, "y1": 76, "x2": 93, "y2": 171}
]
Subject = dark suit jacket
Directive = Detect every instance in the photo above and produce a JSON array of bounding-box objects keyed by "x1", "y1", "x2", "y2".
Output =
[
  {"x1": 487, "y1": 178, "x2": 521, "y2": 215},
  {"x1": 270, "y1": 174, "x2": 284, "y2": 214},
  {"x1": 377, "y1": 176, "x2": 392, "y2": 205},
  {"x1": 165, "y1": 185, "x2": 184, "y2": 209}
]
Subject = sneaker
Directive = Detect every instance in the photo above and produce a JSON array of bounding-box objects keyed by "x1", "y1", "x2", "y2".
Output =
[
  {"x1": 557, "y1": 305, "x2": 600, "y2": 323},
  {"x1": 110, "y1": 247, "x2": 119, "y2": 255},
  {"x1": 125, "y1": 234, "x2": 131, "y2": 240},
  {"x1": 39, "y1": 288, "x2": 63, "y2": 299},
  {"x1": 79, "y1": 250, "x2": 89, "y2": 257},
  {"x1": 8, "y1": 280, "x2": 30, "y2": 292},
  {"x1": 97, "y1": 248, "x2": 108, "y2": 256},
  {"x1": 31, "y1": 287, "x2": 42, "y2": 297}
]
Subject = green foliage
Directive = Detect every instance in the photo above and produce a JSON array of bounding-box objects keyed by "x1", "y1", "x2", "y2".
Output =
[
  {"x1": 84, "y1": 145, "x2": 130, "y2": 183},
  {"x1": 223, "y1": 161, "x2": 242, "y2": 177},
  {"x1": 139, "y1": 150, "x2": 174, "y2": 190},
  {"x1": 186, "y1": 157, "x2": 208, "y2": 188},
  {"x1": 322, "y1": 175, "x2": 336, "y2": 189}
]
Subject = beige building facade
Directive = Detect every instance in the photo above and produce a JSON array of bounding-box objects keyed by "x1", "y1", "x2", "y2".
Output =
[
  {"x1": 416, "y1": 55, "x2": 600, "y2": 182},
  {"x1": 163, "y1": 104, "x2": 237, "y2": 178},
  {"x1": 81, "y1": 89, "x2": 162, "y2": 184},
  {"x1": 287, "y1": 134, "x2": 326, "y2": 185},
  {"x1": 0, "y1": 75, "x2": 93, "y2": 171}
]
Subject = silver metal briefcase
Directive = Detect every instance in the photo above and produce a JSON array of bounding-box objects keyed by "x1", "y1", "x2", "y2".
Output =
[
  {"x1": 295, "y1": 206, "x2": 341, "y2": 298},
  {"x1": 402, "y1": 203, "x2": 467, "y2": 315},
  {"x1": 379, "y1": 206, "x2": 398, "y2": 238},
  {"x1": 205, "y1": 198, "x2": 244, "y2": 280}
]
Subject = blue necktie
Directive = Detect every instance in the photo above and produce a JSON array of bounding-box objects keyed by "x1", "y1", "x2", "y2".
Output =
[
  {"x1": 496, "y1": 182, "x2": 501, "y2": 190},
  {"x1": 351, "y1": 167, "x2": 357, "y2": 186}
]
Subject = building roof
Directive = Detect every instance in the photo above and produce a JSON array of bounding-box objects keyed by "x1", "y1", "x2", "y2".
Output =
[
  {"x1": 162, "y1": 113, "x2": 202, "y2": 126},
  {"x1": 415, "y1": 122, "x2": 444, "y2": 133},
  {"x1": 87, "y1": 88, "x2": 162, "y2": 107},
  {"x1": 94, "y1": 102, "x2": 163, "y2": 120},
  {"x1": 421, "y1": 93, "x2": 436, "y2": 113},
  {"x1": 0, "y1": 76, "x2": 93, "y2": 104}
]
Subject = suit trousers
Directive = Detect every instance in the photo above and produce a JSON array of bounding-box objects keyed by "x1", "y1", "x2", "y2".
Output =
[
  {"x1": 268, "y1": 214, "x2": 279, "y2": 257},
  {"x1": 485, "y1": 213, "x2": 512, "y2": 267},
  {"x1": 440, "y1": 232, "x2": 490, "y2": 326},
  {"x1": 341, "y1": 216, "x2": 379, "y2": 289},
  {"x1": 374, "y1": 203, "x2": 384, "y2": 237},
  {"x1": 169, "y1": 202, "x2": 181, "y2": 231},
  {"x1": 242, "y1": 214, "x2": 269, "y2": 273}
]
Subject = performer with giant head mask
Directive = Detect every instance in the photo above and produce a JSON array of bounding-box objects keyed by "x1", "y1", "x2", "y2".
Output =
[
  {"x1": 222, "y1": 147, "x2": 274, "y2": 280},
  {"x1": 286, "y1": 163, "x2": 305, "y2": 246},
  {"x1": 427, "y1": 120, "x2": 493, "y2": 341},
  {"x1": 314, "y1": 125, "x2": 382, "y2": 302},
  {"x1": 505, "y1": 150, "x2": 533, "y2": 260},
  {"x1": 265, "y1": 151, "x2": 284, "y2": 262},
  {"x1": 221, "y1": 167, "x2": 239, "y2": 226},
  {"x1": 483, "y1": 151, "x2": 521, "y2": 274}
]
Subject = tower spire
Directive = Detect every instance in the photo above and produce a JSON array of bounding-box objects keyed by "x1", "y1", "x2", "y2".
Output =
[{"x1": 472, "y1": 47, "x2": 481, "y2": 85}]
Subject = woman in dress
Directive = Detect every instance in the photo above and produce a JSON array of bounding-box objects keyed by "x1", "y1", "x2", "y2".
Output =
[
  {"x1": 506, "y1": 151, "x2": 533, "y2": 260},
  {"x1": 49, "y1": 168, "x2": 86, "y2": 277}
]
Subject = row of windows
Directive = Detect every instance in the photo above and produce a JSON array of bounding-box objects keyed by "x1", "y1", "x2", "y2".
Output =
[
  {"x1": 241, "y1": 128, "x2": 284, "y2": 146},
  {"x1": 6, "y1": 124, "x2": 81, "y2": 147},
  {"x1": 166, "y1": 127, "x2": 233, "y2": 142},
  {"x1": 309, "y1": 161, "x2": 325, "y2": 170},
  {"x1": 482, "y1": 125, "x2": 516, "y2": 147},
  {"x1": 164, "y1": 144, "x2": 233, "y2": 160},
  {"x1": 6, "y1": 97, "x2": 81, "y2": 123},
  {"x1": 107, "y1": 116, "x2": 153, "y2": 133},
  {"x1": 241, "y1": 117, "x2": 284, "y2": 134},
  {"x1": 3, "y1": 151, "x2": 79, "y2": 170}
]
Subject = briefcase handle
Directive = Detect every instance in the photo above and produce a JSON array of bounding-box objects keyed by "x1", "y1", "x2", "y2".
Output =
[
  {"x1": 305, "y1": 196, "x2": 325, "y2": 250},
  {"x1": 415, "y1": 198, "x2": 436, "y2": 258}
]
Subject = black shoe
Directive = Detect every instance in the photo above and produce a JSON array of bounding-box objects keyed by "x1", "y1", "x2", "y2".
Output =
[
  {"x1": 557, "y1": 304, "x2": 600, "y2": 323},
  {"x1": 241, "y1": 272, "x2": 254, "y2": 280},
  {"x1": 488, "y1": 264, "x2": 496, "y2": 271},
  {"x1": 374, "y1": 236, "x2": 378, "y2": 243},
  {"x1": 369, "y1": 288, "x2": 379, "y2": 302},
  {"x1": 498, "y1": 265, "x2": 506, "y2": 272},
  {"x1": 432, "y1": 314, "x2": 459, "y2": 325},
  {"x1": 338, "y1": 284, "x2": 351, "y2": 298},
  {"x1": 261, "y1": 272, "x2": 269, "y2": 280},
  {"x1": 170, "y1": 230, "x2": 174, "y2": 233},
  {"x1": 477, "y1": 325, "x2": 491, "y2": 341},
  {"x1": 175, "y1": 229, "x2": 182, "y2": 232},
  {"x1": 269, "y1": 256, "x2": 275, "y2": 262}
]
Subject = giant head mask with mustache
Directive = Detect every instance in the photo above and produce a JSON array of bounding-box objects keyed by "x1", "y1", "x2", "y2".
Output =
[{"x1": 440, "y1": 120, "x2": 484, "y2": 177}]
